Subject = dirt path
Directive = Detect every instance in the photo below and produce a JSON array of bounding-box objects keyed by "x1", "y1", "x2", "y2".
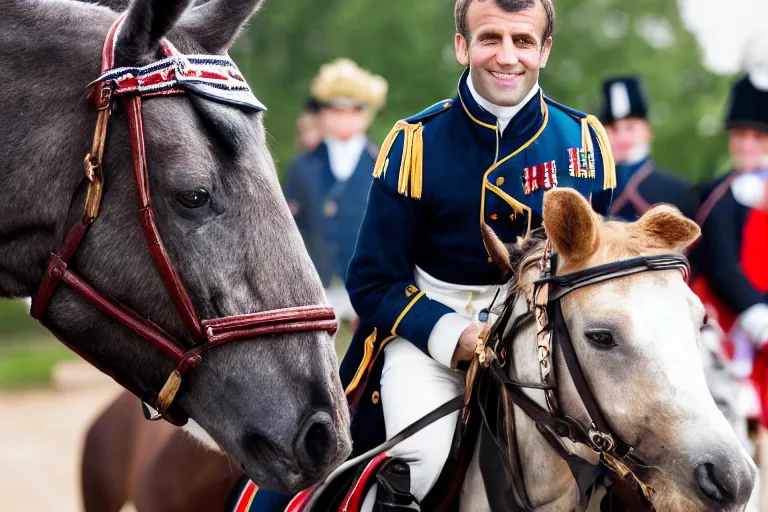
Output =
[{"x1": 0, "y1": 363, "x2": 125, "y2": 512}]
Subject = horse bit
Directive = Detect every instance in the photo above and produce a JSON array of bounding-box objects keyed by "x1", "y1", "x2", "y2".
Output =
[
  {"x1": 30, "y1": 16, "x2": 337, "y2": 425},
  {"x1": 477, "y1": 241, "x2": 691, "y2": 504}
]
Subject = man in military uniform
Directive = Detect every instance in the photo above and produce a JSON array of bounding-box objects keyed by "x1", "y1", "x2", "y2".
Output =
[
  {"x1": 693, "y1": 72, "x2": 768, "y2": 424},
  {"x1": 283, "y1": 59, "x2": 387, "y2": 324},
  {"x1": 335, "y1": 0, "x2": 617, "y2": 508},
  {"x1": 249, "y1": 0, "x2": 614, "y2": 509},
  {"x1": 599, "y1": 76, "x2": 697, "y2": 220}
]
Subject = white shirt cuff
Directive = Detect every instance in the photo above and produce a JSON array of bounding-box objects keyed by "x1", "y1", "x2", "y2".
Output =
[{"x1": 427, "y1": 313, "x2": 472, "y2": 368}]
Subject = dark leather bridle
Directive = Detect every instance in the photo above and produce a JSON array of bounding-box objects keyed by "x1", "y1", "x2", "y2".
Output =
[
  {"x1": 480, "y1": 241, "x2": 691, "y2": 507},
  {"x1": 30, "y1": 16, "x2": 337, "y2": 425}
]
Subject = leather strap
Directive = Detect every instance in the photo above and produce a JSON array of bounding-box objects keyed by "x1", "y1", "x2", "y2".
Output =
[
  {"x1": 609, "y1": 160, "x2": 655, "y2": 217},
  {"x1": 30, "y1": 15, "x2": 338, "y2": 424}
]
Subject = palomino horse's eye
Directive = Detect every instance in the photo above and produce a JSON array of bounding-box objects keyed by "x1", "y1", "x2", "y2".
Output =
[
  {"x1": 177, "y1": 189, "x2": 211, "y2": 209},
  {"x1": 585, "y1": 330, "x2": 616, "y2": 349}
]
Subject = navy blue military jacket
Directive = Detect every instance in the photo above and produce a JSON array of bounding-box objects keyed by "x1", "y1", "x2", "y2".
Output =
[
  {"x1": 284, "y1": 141, "x2": 377, "y2": 286},
  {"x1": 339, "y1": 70, "x2": 617, "y2": 453},
  {"x1": 693, "y1": 171, "x2": 768, "y2": 316},
  {"x1": 609, "y1": 156, "x2": 698, "y2": 221}
]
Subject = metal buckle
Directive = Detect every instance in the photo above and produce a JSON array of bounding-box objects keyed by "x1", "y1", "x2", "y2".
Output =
[
  {"x1": 141, "y1": 401, "x2": 163, "y2": 421},
  {"x1": 588, "y1": 426, "x2": 615, "y2": 452}
]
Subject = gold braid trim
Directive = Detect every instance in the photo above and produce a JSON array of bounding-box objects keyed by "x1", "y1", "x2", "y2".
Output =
[
  {"x1": 585, "y1": 115, "x2": 617, "y2": 190},
  {"x1": 372, "y1": 120, "x2": 424, "y2": 199}
]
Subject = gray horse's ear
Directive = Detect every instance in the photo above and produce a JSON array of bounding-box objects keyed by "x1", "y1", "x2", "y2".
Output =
[
  {"x1": 179, "y1": 0, "x2": 265, "y2": 54},
  {"x1": 542, "y1": 188, "x2": 600, "y2": 263},
  {"x1": 635, "y1": 204, "x2": 701, "y2": 253},
  {"x1": 115, "y1": 0, "x2": 193, "y2": 65},
  {"x1": 482, "y1": 223, "x2": 513, "y2": 279}
]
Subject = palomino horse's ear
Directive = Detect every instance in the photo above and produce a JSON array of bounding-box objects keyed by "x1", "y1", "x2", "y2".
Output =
[
  {"x1": 481, "y1": 223, "x2": 513, "y2": 279},
  {"x1": 115, "y1": 0, "x2": 193, "y2": 66},
  {"x1": 542, "y1": 188, "x2": 600, "y2": 263},
  {"x1": 635, "y1": 204, "x2": 701, "y2": 252},
  {"x1": 179, "y1": 0, "x2": 265, "y2": 54}
]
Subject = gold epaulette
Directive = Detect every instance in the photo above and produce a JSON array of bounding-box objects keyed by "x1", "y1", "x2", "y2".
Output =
[
  {"x1": 372, "y1": 120, "x2": 424, "y2": 199},
  {"x1": 581, "y1": 115, "x2": 616, "y2": 190}
]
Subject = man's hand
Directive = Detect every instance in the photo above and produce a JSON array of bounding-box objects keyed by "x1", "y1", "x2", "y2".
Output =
[{"x1": 453, "y1": 321, "x2": 486, "y2": 363}]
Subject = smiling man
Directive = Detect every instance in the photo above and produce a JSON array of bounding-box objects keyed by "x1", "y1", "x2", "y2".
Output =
[
  {"x1": 337, "y1": 0, "x2": 617, "y2": 508},
  {"x1": 249, "y1": 1, "x2": 615, "y2": 510}
]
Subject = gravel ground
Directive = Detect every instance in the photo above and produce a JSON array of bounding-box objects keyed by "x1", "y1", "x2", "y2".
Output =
[{"x1": 0, "y1": 362, "x2": 128, "y2": 512}]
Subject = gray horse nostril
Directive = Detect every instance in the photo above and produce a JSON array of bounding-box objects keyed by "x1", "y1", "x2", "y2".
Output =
[
  {"x1": 694, "y1": 462, "x2": 735, "y2": 504},
  {"x1": 294, "y1": 411, "x2": 334, "y2": 472}
]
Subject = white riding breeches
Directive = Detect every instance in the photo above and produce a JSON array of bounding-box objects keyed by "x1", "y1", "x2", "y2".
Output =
[{"x1": 361, "y1": 267, "x2": 507, "y2": 510}]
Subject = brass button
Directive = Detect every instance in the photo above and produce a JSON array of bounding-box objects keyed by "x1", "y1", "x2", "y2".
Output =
[
  {"x1": 405, "y1": 284, "x2": 418, "y2": 297},
  {"x1": 371, "y1": 391, "x2": 380, "y2": 404},
  {"x1": 490, "y1": 213, "x2": 498, "y2": 221},
  {"x1": 443, "y1": 102, "x2": 451, "y2": 109},
  {"x1": 487, "y1": 257, "x2": 493, "y2": 263},
  {"x1": 495, "y1": 177, "x2": 505, "y2": 186}
]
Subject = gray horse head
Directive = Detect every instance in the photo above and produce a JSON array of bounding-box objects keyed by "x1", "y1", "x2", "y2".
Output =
[{"x1": 0, "y1": 0, "x2": 351, "y2": 492}]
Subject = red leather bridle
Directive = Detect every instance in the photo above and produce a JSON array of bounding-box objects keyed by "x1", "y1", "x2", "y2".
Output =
[{"x1": 30, "y1": 17, "x2": 337, "y2": 425}]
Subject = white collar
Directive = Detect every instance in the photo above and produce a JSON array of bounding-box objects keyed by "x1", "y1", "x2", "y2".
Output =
[
  {"x1": 324, "y1": 134, "x2": 367, "y2": 182},
  {"x1": 467, "y1": 71, "x2": 540, "y2": 134},
  {"x1": 618, "y1": 145, "x2": 651, "y2": 166}
]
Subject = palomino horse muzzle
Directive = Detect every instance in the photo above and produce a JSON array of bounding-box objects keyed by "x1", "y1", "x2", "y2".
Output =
[{"x1": 30, "y1": 16, "x2": 337, "y2": 425}]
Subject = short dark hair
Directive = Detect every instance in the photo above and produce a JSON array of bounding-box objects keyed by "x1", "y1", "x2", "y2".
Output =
[{"x1": 454, "y1": 0, "x2": 556, "y2": 44}]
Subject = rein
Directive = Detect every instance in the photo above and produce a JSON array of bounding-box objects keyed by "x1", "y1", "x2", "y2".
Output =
[{"x1": 29, "y1": 16, "x2": 337, "y2": 425}]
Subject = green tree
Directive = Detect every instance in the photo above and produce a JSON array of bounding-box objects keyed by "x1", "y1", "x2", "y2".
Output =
[{"x1": 233, "y1": 0, "x2": 736, "y2": 183}]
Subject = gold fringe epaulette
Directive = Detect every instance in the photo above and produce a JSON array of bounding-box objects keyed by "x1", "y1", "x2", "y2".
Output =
[
  {"x1": 372, "y1": 120, "x2": 424, "y2": 199},
  {"x1": 582, "y1": 115, "x2": 616, "y2": 190}
]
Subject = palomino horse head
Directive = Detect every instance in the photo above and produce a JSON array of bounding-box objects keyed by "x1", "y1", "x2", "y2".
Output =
[
  {"x1": 481, "y1": 189, "x2": 755, "y2": 511},
  {"x1": 0, "y1": 0, "x2": 350, "y2": 492}
]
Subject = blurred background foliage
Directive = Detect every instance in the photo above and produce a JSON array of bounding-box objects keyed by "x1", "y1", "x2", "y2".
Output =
[
  {"x1": 0, "y1": 0, "x2": 743, "y2": 382},
  {"x1": 232, "y1": 0, "x2": 736, "y2": 184}
]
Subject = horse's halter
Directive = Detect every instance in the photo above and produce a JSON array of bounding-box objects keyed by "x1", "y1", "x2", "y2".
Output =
[
  {"x1": 484, "y1": 241, "x2": 691, "y2": 504},
  {"x1": 30, "y1": 17, "x2": 337, "y2": 425}
]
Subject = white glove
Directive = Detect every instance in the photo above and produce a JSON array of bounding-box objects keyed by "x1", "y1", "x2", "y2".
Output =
[{"x1": 738, "y1": 303, "x2": 768, "y2": 346}]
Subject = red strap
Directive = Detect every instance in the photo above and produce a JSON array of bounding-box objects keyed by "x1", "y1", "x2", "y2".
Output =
[
  {"x1": 125, "y1": 96, "x2": 205, "y2": 341},
  {"x1": 340, "y1": 453, "x2": 391, "y2": 511}
]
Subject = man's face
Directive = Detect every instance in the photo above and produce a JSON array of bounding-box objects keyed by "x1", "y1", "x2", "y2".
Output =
[
  {"x1": 319, "y1": 106, "x2": 372, "y2": 141},
  {"x1": 728, "y1": 127, "x2": 768, "y2": 172},
  {"x1": 454, "y1": 0, "x2": 552, "y2": 107},
  {"x1": 604, "y1": 118, "x2": 653, "y2": 163}
]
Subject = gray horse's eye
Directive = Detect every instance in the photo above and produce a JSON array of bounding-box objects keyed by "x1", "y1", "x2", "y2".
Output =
[
  {"x1": 177, "y1": 189, "x2": 210, "y2": 209},
  {"x1": 585, "y1": 330, "x2": 615, "y2": 349}
]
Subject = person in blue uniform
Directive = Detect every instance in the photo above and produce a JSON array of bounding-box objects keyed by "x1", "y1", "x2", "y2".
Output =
[
  {"x1": 691, "y1": 72, "x2": 768, "y2": 430},
  {"x1": 249, "y1": 1, "x2": 615, "y2": 510},
  {"x1": 283, "y1": 59, "x2": 388, "y2": 324},
  {"x1": 599, "y1": 76, "x2": 697, "y2": 220},
  {"x1": 337, "y1": 0, "x2": 616, "y2": 508}
]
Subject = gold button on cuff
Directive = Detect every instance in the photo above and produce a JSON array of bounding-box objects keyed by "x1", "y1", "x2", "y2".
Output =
[
  {"x1": 490, "y1": 213, "x2": 498, "y2": 221},
  {"x1": 495, "y1": 177, "x2": 505, "y2": 186},
  {"x1": 372, "y1": 391, "x2": 380, "y2": 404}
]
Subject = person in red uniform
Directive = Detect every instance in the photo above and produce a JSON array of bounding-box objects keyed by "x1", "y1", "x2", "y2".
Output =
[{"x1": 692, "y1": 72, "x2": 768, "y2": 443}]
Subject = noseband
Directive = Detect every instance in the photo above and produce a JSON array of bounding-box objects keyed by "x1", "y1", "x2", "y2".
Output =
[
  {"x1": 30, "y1": 17, "x2": 337, "y2": 425},
  {"x1": 482, "y1": 241, "x2": 691, "y2": 505}
]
